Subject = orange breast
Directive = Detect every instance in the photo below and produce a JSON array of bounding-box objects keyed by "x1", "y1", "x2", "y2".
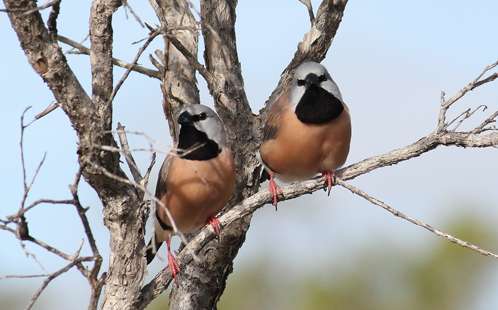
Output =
[
  {"x1": 160, "y1": 149, "x2": 235, "y2": 233},
  {"x1": 260, "y1": 107, "x2": 351, "y2": 182}
]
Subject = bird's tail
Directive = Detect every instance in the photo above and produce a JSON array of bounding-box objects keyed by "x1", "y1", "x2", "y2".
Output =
[
  {"x1": 145, "y1": 234, "x2": 163, "y2": 264},
  {"x1": 260, "y1": 167, "x2": 270, "y2": 183}
]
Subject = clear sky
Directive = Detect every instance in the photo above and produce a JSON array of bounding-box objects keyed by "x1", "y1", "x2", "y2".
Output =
[{"x1": 1, "y1": 1, "x2": 497, "y2": 309}]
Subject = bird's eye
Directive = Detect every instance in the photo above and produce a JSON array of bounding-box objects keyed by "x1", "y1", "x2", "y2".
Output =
[
  {"x1": 198, "y1": 112, "x2": 207, "y2": 120},
  {"x1": 318, "y1": 74, "x2": 327, "y2": 82},
  {"x1": 297, "y1": 79, "x2": 306, "y2": 86}
]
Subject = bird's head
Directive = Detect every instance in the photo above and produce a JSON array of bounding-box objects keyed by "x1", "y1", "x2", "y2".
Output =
[
  {"x1": 176, "y1": 104, "x2": 227, "y2": 149},
  {"x1": 290, "y1": 61, "x2": 342, "y2": 104},
  {"x1": 289, "y1": 61, "x2": 345, "y2": 124}
]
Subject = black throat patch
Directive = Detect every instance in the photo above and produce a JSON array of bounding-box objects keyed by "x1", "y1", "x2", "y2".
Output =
[
  {"x1": 295, "y1": 85, "x2": 344, "y2": 124},
  {"x1": 177, "y1": 125, "x2": 221, "y2": 160}
]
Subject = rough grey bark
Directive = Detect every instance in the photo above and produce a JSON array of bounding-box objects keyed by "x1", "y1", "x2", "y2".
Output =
[
  {"x1": 4, "y1": 0, "x2": 148, "y2": 309},
  {"x1": 5, "y1": 0, "x2": 497, "y2": 309},
  {"x1": 149, "y1": 0, "x2": 200, "y2": 138},
  {"x1": 143, "y1": 1, "x2": 349, "y2": 309}
]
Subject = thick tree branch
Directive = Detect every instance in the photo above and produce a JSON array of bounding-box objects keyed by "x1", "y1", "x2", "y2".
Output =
[
  {"x1": 262, "y1": 0, "x2": 348, "y2": 114},
  {"x1": 137, "y1": 127, "x2": 498, "y2": 308},
  {"x1": 140, "y1": 1, "x2": 350, "y2": 308},
  {"x1": 5, "y1": 0, "x2": 151, "y2": 309},
  {"x1": 138, "y1": 58, "x2": 498, "y2": 305},
  {"x1": 149, "y1": 0, "x2": 200, "y2": 139}
]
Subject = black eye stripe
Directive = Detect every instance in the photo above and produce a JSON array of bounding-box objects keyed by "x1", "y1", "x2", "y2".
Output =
[
  {"x1": 192, "y1": 112, "x2": 207, "y2": 122},
  {"x1": 318, "y1": 74, "x2": 327, "y2": 82},
  {"x1": 297, "y1": 79, "x2": 306, "y2": 86}
]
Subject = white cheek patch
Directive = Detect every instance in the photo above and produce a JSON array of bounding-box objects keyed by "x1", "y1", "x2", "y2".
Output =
[
  {"x1": 289, "y1": 86, "x2": 306, "y2": 109},
  {"x1": 321, "y1": 80, "x2": 343, "y2": 101}
]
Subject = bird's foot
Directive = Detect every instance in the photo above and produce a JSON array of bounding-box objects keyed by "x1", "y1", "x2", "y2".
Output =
[
  {"x1": 166, "y1": 240, "x2": 180, "y2": 279},
  {"x1": 207, "y1": 215, "x2": 222, "y2": 236},
  {"x1": 268, "y1": 174, "x2": 281, "y2": 210},
  {"x1": 321, "y1": 171, "x2": 335, "y2": 196}
]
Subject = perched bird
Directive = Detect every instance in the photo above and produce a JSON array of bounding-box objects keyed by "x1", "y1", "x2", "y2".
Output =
[
  {"x1": 259, "y1": 61, "x2": 351, "y2": 206},
  {"x1": 146, "y1": 104, "x2": 236, "y2": 278}
]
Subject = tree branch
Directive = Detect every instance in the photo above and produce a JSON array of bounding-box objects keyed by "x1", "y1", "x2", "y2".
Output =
[
  {"x1": 336, "y1": 178, "x2": 498, "y2": 259},
  {"x1": 57, "y1": 34, "x2": 161, "y2": 79},
  {"x1": 149, "y1": 0, "x2": 200, "y2": 139},
  {"x1": 137, "y1": 128, "x2": 498, "y2": 308},
  {"x1": 108, "y1": 28, "x2": 161, "y2": 104},
  {"x1": 262, "y1": 0, "x2": 348, "y2": 114},
  {"x1": 137, "y1": 58, "x2": 498, "y2": 305}
]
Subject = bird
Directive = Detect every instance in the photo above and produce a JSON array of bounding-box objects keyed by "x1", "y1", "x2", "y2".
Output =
[
  {"x1": 145, "y1": 104, "x2": 236, "y2": 278},
  {"x1": 259, "y1": 61, "x2": 351, "y2": 207}
]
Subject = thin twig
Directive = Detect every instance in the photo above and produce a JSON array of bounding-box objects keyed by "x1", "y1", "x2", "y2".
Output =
[
  {"x1": 298, "y1": 0, "x2": 315, "y2": 24},
  {"x1": 122, "y1": 0, "x2": 144, "y2": 28},
  {"x1": 57, "y1": 34, "x2": 161, "y2": 79},
  {"x1": 108, "y1": 28, "x2": 161, "y2": 103},
  {"x1": 0, "y1": 274, "x2": 49, "y2": 280},
  {"x1": 83, "y1": 160, "x2": 190, "y2": 247},
  {"x1": 34, "y1": 101, "x2": 60, "y2": 120},
  {"x1": 437, "y1": 59, "x2": 498, "y2": 131},
  {"x1": 336, "y1": 178, "x2": 498, "y2": 259},
  {"x1": 446, "y1": 105, "x2": 487, "y2": 131},
  {"x1": 142, "y1": 152, "x2": 157, "y2": 188},
  {"x1": 25, "y1": 254, "x2": 94, "y2": 310},
  {"x1": 117, "y1": 122, "x2": 143, "y2": 183},
  {"x1": 0, "y1": 0, "x2": 59, "y2": 14},
  {"x1": 473, "y1": 110, "x2": 498, "y2": 133}
]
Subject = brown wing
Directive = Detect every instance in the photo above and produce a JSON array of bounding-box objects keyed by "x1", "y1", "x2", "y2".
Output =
[
  {"x1": 146, "y1": 155, "x2": 173, "y2": 264},
  {"x1": 154, "y1": 154, "x2": 172, "y2": 200},
  {"x1": 262, "y1": 92, "x2": 289, "y2": 141}
]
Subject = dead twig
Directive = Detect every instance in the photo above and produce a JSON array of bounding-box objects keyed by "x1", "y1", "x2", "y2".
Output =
[
  {"x1": 336, "y1": 178, "x2": 498, "y2": 259},
  {"x1": 298, "y1": 0, "x2": 315, "y2": 24},
  {"x1": 108, "y1": 28, "x2": 161, "y2": 104},
  {"x1": 57, "y1": 34, "x2": 161, "y2": 79}
]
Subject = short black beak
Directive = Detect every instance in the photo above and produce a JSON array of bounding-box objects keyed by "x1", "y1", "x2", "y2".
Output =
[
  {"x1": 304, "y1": 73, "x2": 319, "y2": 88},
  {"x1": 178, "y1": 111, "x2": 193, "y2": 125}
]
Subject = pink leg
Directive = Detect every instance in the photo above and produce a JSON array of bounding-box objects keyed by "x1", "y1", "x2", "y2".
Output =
[
  {"x1": 268, "y1": 173, "x2": 281, "y2": 210},
  {"x1": 207, "y1": 215, "x2": 221, "y2": 235},
  {"x1": 321, "y1": 171, "x2": 335, "y2": 196},
  {"x1": 166, "y1": 239, "x2": 180, "y2": 279}
]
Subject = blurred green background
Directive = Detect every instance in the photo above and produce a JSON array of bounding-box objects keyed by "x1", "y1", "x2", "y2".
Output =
[
  {"x1": 143, "y1": 214, "x2": 496, "y2": 310},
  {"x1": 2, "y1": 0, "x2": 498, "y2": 309}
]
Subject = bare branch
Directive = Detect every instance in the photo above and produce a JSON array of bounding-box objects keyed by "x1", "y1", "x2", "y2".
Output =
[
  {"x1": 298, "y1": 0, "x2": 315, "y2": 24},
  {"x1": 142, "y1": 152, "x2": 157, "y2": 189},
  {"x1": 149, "y1": 0, "x2": 201, "y2": 138},
  {"x1": 437, "y1": 59, "x2": 498, "y2": 131},
  {"x1": 446, "y1": 105, "x2": 487, "y2": 131},
  {"x1": 108, "y1": 28, "x2": 161, "y2": 104},
  {"x1": 46, "y1": 0, "x2": 60, "y2": 36},
  {"x1": 263, "y1": 0, "x2": 349, "y2": 110},
  {"x1": 82, "y1": 159, "x2": 190, "y2": 246},
  {"x1": 0, "y1": 0, "x2": 59, "y2": 14},
  {"x1": 0, "y1": 273, "x2": 49, "y2": 280},
  {"x1": 137, "y1": 127, "x2": 498, "y2": 308},
  {"x1": 117, "y1": 122, "x2": 143, "y2": 183},
  {"x1": 473, "y1": 110, "x2": 498, "y2": 133},
  {"x1": 57, "y1": 34, "x2": 161, "y2": 79},
  {"x1": 34, "y1": 101, "x2": 60, "y2": 120},
  {"x1": 122, "y1": 0, "x2": 144, "y2": 28},
  {"x1": 26, "y1": 253, "x2": 94, "y2": 310},
  {"x1": 336, "y1": 179, "x2": 498, "y2": 259}
]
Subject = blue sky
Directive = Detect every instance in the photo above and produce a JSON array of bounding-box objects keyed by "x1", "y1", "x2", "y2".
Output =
[{"x1": 1, "y1": 1, "x2": 497, "y2": 309}]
